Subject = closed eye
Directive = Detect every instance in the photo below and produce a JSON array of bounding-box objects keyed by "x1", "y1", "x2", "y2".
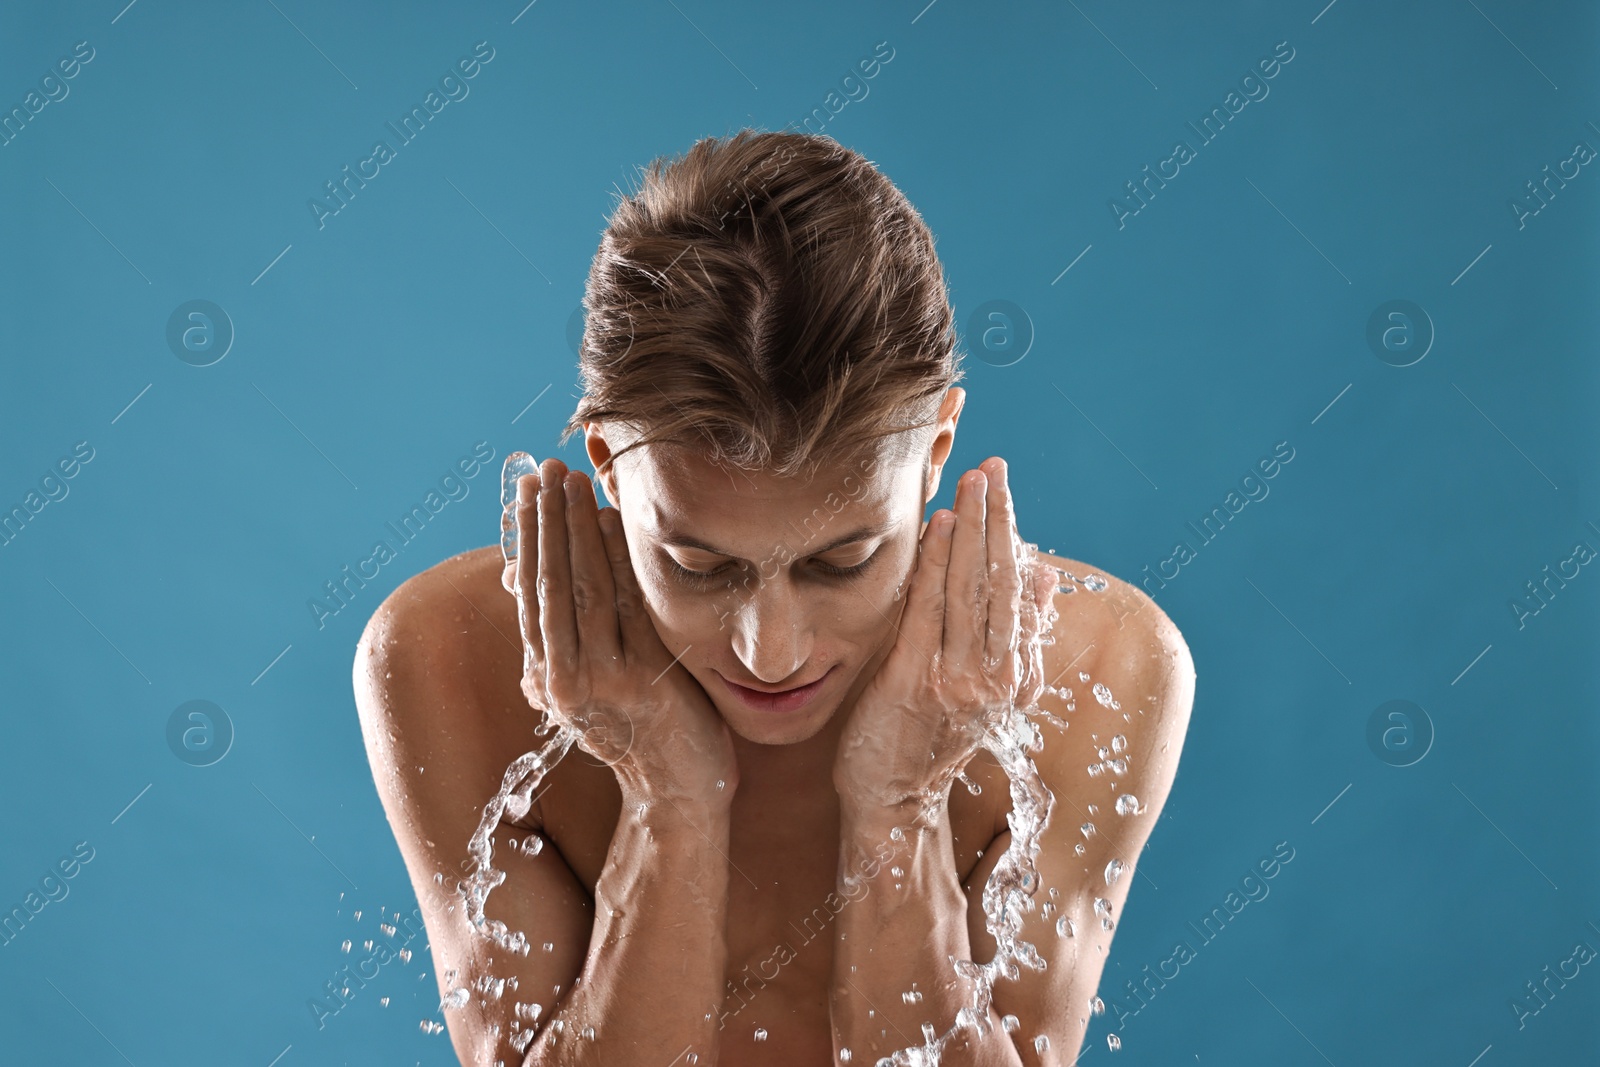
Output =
[{"x1": 667, "y1": 550, "x2": 879, "y2": 588}]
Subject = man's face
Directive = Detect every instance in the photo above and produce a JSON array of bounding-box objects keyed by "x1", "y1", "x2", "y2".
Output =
[{"x1": 611, "y1": 441, "x2": 930, "y2": 746}]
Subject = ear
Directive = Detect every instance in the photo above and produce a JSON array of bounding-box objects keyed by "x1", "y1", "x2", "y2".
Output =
[
  {"x1": 583, "y1": 422, "x2": 621, "y2": 509},
  {"x1": 922, "y1": 387, "x2": 965, "y2": 504}
]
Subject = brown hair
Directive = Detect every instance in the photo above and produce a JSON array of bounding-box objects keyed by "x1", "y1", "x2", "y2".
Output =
[{"x1": 559, "y1": 129, "x2": 965, "y2": 482}]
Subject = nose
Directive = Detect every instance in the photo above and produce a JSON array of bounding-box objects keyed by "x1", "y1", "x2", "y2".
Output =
[{"x1": 728, "y1": 577, "x2": 814, "y2": 686}]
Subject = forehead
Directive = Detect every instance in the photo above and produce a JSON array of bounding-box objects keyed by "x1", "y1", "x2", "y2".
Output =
[{"x1": 619, "y1": 442, "x2": 923, "y2": 553}]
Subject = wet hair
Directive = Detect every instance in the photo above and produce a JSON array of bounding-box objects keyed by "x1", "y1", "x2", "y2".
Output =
[{"x1": 560, "y1": 129, "x2": 965, "y2": 482}]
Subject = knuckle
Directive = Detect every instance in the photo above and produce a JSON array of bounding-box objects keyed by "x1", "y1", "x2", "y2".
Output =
[{"x1": 569, "y1": 578, "x2": 601, "y2": 614}]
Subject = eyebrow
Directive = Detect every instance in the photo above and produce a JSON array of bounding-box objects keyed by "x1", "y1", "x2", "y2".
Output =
[{"x1": 659, "y1": 519, "x2": 898, "y2": 561}]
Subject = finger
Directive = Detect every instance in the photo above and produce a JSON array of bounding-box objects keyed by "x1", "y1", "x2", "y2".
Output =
[
  {"x1": 596, "y1": 502, "x2": 658, "y2": 657},
  {"x1": 538, "y1": 458, "x2": 579, "y2": 669},
  {"x1": 564, "y1": 469, "x2": 620, "y2": 661},
  {"x1": 942, "y1": 469, "x2": 988, "y2": 669},
  {"x1": 897, "y1": 509, "x2": 955, "y2": 673},
  {"x1": 513, "y1": 472, "x2": 545, "y2": 672},
  {"x1": 982, "y1": 458, "x2": 1022, "y2": 670}
]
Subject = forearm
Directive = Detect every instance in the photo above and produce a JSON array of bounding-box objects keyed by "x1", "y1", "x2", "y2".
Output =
[
  {"x1": 524, "y1": 793, "x2": 731, "y2": 1066},
  {"x1": 829, "y1": 797, "x2": 1023, "y2": 1067}
]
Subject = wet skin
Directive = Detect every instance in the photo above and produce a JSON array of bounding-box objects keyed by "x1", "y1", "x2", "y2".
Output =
[{"x1": 353, "y1": 389, "x2": 1196, "y2": 1066}]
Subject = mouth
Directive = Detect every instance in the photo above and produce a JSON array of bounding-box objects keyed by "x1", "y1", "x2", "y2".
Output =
[{"x1": 718, "y1": 666, "x2": 835, "y2": 714}]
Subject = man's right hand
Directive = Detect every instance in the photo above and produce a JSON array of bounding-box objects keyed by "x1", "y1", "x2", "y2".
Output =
[{"x1": 507, "y1": 456, "x2": 739, "y2": 807}]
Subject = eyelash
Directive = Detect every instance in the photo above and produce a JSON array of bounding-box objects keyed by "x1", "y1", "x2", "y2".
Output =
[{"x1": 667, "y1": 552, "x2": 878, "y2": 589}]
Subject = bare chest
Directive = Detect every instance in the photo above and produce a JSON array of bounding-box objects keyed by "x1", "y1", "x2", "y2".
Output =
[{"x1": 536, "y1": 751, "x2": 1011, "y2": 1062}]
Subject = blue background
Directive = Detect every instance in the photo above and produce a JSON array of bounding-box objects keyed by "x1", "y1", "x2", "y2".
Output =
[{"x1": 2, "y1": 0, "x2": 1595, "y2": 1063}]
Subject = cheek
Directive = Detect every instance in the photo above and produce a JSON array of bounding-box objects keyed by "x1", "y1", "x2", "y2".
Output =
[{"x1": 636, "y1": 564, "x2": 736, "y2": 637}]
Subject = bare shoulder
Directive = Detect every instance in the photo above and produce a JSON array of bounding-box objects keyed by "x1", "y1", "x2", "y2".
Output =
[
  {"x1": 1022, "y1": 548, "x2": 1196, "y2": 822},
  {"x1": 355, "y1": 543, "x2": 517, "y2": 678},
  {"x1": 350, "y1": 545, "x2": 601, "y2": 1067},
  {"x1": 351, "y1": 544, "x2": 538, "y2": 827},
  {"x1": 1029, "y1": 548, "x2": 1195, "y2": 723}
]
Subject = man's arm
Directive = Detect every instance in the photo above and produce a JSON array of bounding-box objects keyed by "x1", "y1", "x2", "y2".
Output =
[
  {"x1": 967, "y1": 582, "x2": 1196, "y2": 1063},
  {"x1": 825, "y1": 580, "x2": 1194, "y2": 1067},
  {"x1": 830, "y1": 794, "x2": 1024, "y2": 1067},
  {"x1": 354, "y1": 567, "x2": 735, "y2": 1066}
]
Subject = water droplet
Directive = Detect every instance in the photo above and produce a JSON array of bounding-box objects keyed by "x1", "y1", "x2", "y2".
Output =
[
  {"x1": 1090, "y1": 995, "x2": 1105, "y2": 1016},
  {"x1": 1108, "y1": 1033, "x2": 1122, "y2": 1050},
  {"x1": 582, "y1": 1025, "x2": 595, "y2": 1040},
  {"x1": 1115, "y1": 794, "x2": 1142, "y2": 816},
  {"x1": 753, "y1": 1027, "x2": 768, "y2": 1042},
  {"x1": 352, "y1": 910, "x2": 363, "y2": 921},
  {"x1": 1002, "y1": 1014, "x2": 1020, "y2": 1032},
  {"x1": 1087, "y1": 803, "x2": 1100, "y2": 815},
  {"x1": 840, "y1": 1049, "x2": 852, "y2": 1062},
  {"x1": 922, "y1": 1023, "x2": 937, "y2": 1044},
  {"x1": 380, "y1": 996, "x2": 390, "y2": 1007},
  {"x1": 957, "y1": 770, "x2": 982, "y2": 795},
  {"x1": 1034, "y1": 1034, "x2": 1051, "y2": 1053},
  {"x1": 890, "y1": 866, "x2": 904, "y2": 879},
  {"x1": 1111, "y1": 733, "x2": 1127, "y2": 753},
  {"x1": 1092, "y1": 682, "x2": 1119, "y2": 709},
  {"x1": 420, "y1": 1020, "x2": 445, "y2": 1035},
  {"x1": 1083, "y1": 573, "x2": 1108, "y2": 592},
  {"x1": 1080, "y1": 821, "x2": 1096, "y2": 839},
  {"x1": 1105, "y1": 858, "x2": 1125, "y2": 886},
  {"x1": 1074, "y1": 842, "x2": 1086, "y2": 856},
  {"x1": 902, "y1": 989, "x2": 923, "y2": 1004},
  {"x1": 340, "y1": 939, "x2": 352, "y2": 953},
  {"x1": 1078, "y1": 671, "x2": 1091, "y2": 682},
  {"x1": 1108, "y1": 758, "x2": 1127, "y2": 775},
  {"x1": 399, "y1": 948, "x2": 412, "y2": 963},
  {"x1": 440, "y1": 988, "x2": 470, "y2": 1011},
  {"x1": 543, "y1": 942, "x2": 554, "y2": 953},
  {"x1": 1057, "y1": 916, "x2": 1076, "y2": 938},
  {"x1": 715, "y1": 779, "x2": 725, "y2": 791}
]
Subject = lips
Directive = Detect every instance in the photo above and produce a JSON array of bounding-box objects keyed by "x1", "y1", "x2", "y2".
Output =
[{"x1": 719, "y1": 666, "x2": 834, "y2": 714}]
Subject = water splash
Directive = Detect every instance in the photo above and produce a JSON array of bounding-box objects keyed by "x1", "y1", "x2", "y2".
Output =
[{"x1": 466, "y1": 457, "x2": 1128, "y2": 1063}]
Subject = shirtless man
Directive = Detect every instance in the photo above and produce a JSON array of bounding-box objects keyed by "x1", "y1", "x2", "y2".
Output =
[{"x1": 352, "y1": 131, "x2": 1195, "y2": 1066}]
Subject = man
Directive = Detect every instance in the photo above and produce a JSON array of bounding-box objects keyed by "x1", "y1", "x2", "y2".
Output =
[{"x1": 353, "y1": 130, "x2": 1194, "y2": 1066}]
